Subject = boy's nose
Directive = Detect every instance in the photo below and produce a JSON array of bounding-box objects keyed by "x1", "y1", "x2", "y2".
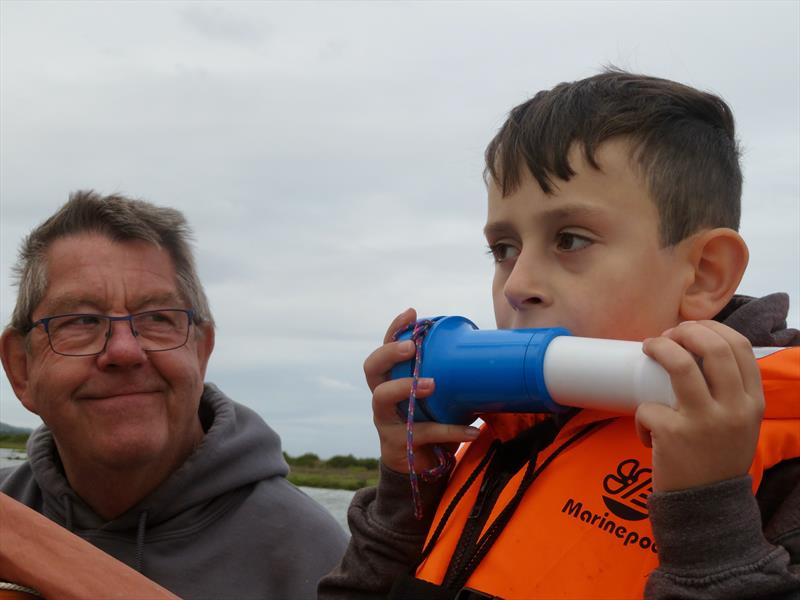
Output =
[
  {"x1": 96, "y1": 320, "x2": 147, "y2": 369},
  {"x1": 503, "y1": 255, "x2": 550, "y2": 310}
]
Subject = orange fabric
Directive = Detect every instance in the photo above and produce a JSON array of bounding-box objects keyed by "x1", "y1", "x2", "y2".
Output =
[
  {"x1": 749, "y1": 347, "x2": 800, "y2": 491},
  {"x1": 759, "y1": 348, "x2": 800, "y2": 419},
  {"x1": 416, "y1": 349, "x2": 800, "y2": 599}
]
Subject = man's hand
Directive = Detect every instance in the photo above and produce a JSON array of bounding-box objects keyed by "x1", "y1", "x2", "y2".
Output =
[
  {"x1": 634, "y1": 320, "x2": 764, "y2": 493},
  {"x1": 365, "y1": 308, "x2": 480, "y2": 474}
]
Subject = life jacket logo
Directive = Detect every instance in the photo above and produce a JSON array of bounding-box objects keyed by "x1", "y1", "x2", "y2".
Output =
[{"x1": 601, "y1": 458, "x2": 652, "y2": 521}]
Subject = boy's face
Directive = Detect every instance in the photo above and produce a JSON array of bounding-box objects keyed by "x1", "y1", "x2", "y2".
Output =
[{"x1": 486, "y1": 138, "x2": 693, "y2": 341}]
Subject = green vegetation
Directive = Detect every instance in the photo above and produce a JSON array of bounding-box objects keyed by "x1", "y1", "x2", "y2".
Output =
[
  {"x1": 284, "y1": 452, "x2": 379, "y2": 491},
  {"x1": 0, "y1": 432, "x2": 377, "y2": 491},
  {"x1": 0, "y1": 433, "x2": 29, "y2": 450}
]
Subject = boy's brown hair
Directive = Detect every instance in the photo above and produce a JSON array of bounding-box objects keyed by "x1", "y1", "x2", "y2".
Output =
[{"x1": 485, "y1": 69, "x2": 742, "y2": 246}]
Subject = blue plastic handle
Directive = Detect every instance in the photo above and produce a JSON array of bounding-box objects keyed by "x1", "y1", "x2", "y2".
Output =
[{"x1": 391, "y1": 316, "x2": 571, "y2": 424}]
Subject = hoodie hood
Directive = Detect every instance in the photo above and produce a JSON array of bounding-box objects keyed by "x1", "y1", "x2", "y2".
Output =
[
  {"x1": 26, "y1": 383, "x2": 289, "y2": 533},
  {"x1": 5, "y1": 384, "x2": 348, "y2": 596},
  {"x1": 717, "y1": 293, "x2": 800, "y2": 346}
]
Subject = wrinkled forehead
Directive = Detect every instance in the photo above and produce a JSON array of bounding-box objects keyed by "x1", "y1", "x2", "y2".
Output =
[{"x1": 36, "y1": 233, "x2": 183, "y2": 316}]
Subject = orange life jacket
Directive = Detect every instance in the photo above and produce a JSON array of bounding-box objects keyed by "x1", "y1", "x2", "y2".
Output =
[{"x1": 413, "y1": 347, "x2": 800, "y2": 599}]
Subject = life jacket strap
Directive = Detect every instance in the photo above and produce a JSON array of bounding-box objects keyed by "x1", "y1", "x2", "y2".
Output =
[{"x1": 388, "y1": 575, "x2": 503, "y2": 600}]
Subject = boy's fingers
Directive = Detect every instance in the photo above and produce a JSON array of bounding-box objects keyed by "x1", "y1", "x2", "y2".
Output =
[
  {"x1": 363, "y1": 309, "x2": 419, "y2": 392},
  {"x1": 661, "y1": 322, "x2": 745, "y2": 407},
  {"x1": 383, "y1": 308, "x2": 417, "y2": 345},
  {"x1": 364, "y1": 340, "x2": 417, "y2": 392},
  {"x1": 694, "y1": 320, "x2": 764, "y2": 404},
  {"x1": 643, "y1": 335, "x2": 710, "y2": 413},
  {"x1": 635, "y1": 400, "x2": 677, "y2": 440},
  {"x1": 633, "y1": 405, "x2": 655, "y2": 448},
  {"x1": 372, "y1": 377, "x2": 434, "y2": 424},
  {"x1": 409, "y1": 422, "x2": 481, "y2": 447}
]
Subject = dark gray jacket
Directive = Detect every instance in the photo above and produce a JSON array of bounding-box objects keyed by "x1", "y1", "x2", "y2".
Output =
[
  {"x1": 0, "y1": 383, "x2": 348, "y2": 599},
  {"x1": 319, "y1": 293, "x2": 800, "y2": 599}
]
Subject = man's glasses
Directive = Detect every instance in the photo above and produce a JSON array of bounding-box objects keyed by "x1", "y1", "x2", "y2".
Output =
[{"x1": 29, "y1": 309, "x2": 195, "y2": 357}]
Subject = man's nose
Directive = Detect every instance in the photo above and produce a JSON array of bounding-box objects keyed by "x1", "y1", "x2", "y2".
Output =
[
  {"x1": 96, "y1": 319, "x2": 147, "y2": 368},
  {"x1": 503, "y1": 251, "x2": 551, "y2": 311}
]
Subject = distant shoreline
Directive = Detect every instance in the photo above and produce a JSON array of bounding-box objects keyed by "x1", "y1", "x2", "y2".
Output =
[
  {"x1": 286, "y1": 465, "x2": 378, "y2": 491},
  {"x1": 0, "y1": 434, "x2": 28, "y2": 451},
  {"x1": 0, "y1": 440, "x2": 378, "y2": 491},
  {"x1": 286, "y1": 452, "x2": 379, "y2": 490}
]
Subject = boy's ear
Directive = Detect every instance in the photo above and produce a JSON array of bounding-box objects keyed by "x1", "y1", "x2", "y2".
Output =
[{"x1": 679, "y1": 228, "x2": 749, "y2": 321}]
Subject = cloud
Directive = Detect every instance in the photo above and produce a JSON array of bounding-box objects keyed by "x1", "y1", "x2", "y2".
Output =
[
  {"x1": 179, "y1": 4, "x2": 270, "y2": 46},
  {"x1": 1, "y1": 1, "x2": 798, "y2": 458},
  {"x1": 316, "y1": 376, "x2": 358, "y2": 392}
]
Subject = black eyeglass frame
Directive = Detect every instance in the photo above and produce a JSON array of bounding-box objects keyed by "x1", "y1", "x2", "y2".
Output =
[{"x1": 29, "y1": 308, "x2": 195, "y2": 357}]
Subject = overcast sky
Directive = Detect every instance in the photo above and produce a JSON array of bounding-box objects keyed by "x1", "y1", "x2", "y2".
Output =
[{"x1": 1, "y1": 1, "x2": 798, "y2": 458}]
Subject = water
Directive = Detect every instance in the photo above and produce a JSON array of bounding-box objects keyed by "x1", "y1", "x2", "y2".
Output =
[
  {"x1": 0, "y1": 447, "x2": 26, "y2": 467},
  {"x1": 300, "y1": 486, "x2": 356, "y2": 532},
  {"x1": 0, "y1": 449, "x2": 356, "y2": 532}
]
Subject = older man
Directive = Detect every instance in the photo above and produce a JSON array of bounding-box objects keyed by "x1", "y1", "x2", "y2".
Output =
[{"x1": 0, "y1": 191, "x2": 348, "y2": 598}]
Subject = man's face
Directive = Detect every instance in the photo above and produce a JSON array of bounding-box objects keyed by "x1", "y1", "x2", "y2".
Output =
[
  {"x1": 487, "y1": 139, "x2": 693, "y2": 340},
  {"x1": 12, "y1": 233, "x2": 213, "y2": 472}
]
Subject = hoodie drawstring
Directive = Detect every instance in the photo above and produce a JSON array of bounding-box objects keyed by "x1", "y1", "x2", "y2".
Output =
[
  {"x1": 61, "y1": 494, "x2": 149, "y2": 574},
  {"x1": 62, "y1": 494, "x2": 74, "y2": 532},
  {"x1": 135, "y1": 510, "x2": 148, "y2": 573}
]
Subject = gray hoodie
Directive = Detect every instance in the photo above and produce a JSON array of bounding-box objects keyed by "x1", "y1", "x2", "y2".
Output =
[{"x1": 0, "y1": 383, "x2": 348, "y2": 599}]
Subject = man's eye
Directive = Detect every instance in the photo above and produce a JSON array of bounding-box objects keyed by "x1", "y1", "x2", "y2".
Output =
[
  {"x1": 50, "y1": 314, "x2": 103, "y2": 333},
  {"x1": 69, "y1": 315, "x2": 103, "y2": 327},
  {"x1": 487, "y1": 243, "x2": 520, "y2": 263},
  {"x1": 142, "y1": 312, "x2": 169, "y2": 323},
  {"x1": 136, "y1": 311, "x2": 180, "y2": 329},
  {"x1": 555, "y1": 232, "x2": 592, "y2": 252}
]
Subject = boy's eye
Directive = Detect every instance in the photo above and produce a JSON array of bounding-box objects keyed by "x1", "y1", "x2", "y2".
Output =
[
  {"x1": 487, "y1": 243, "x2": 520, "y2": 263},
  {"x1": 555, "y1": 232, "x2": 592, "y2": 252}
]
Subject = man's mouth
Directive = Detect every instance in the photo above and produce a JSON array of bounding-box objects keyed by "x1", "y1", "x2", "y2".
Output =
[{"x1": 79, "y1": 390, "x2": 162, "y2": 401}]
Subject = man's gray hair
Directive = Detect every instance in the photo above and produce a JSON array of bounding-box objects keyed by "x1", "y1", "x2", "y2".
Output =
[{"x1": 8, "y1": 190, "x2": 214, "y2": 332}]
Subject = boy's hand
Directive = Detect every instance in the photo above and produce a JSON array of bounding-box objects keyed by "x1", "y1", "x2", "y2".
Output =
[
  {"x1": 634, "y1": 320, "x2": 764, "y2": 493},
  {"x1": 365, "y1": 308, "x2": 481, "y2": 474}
]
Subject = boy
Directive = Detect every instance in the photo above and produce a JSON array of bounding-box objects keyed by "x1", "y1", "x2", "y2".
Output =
[{"x1": 319, "y1": 70, "x2": 800, "y2": 599}]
